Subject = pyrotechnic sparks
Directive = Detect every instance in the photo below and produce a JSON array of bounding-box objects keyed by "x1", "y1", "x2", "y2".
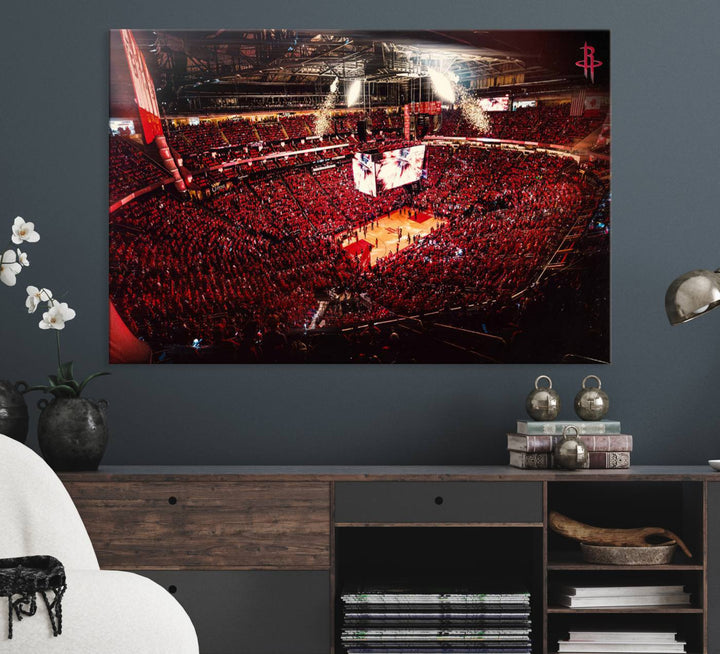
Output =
[
  {"x1": 315, "y1": 77, "x2": 339, "y2": 137},
  {"x1": 456, "y1": 85, "x2": 490, "y2": 134},
  {"x1": 427, "y1": 65, "x2": 489, "y2": 135}
]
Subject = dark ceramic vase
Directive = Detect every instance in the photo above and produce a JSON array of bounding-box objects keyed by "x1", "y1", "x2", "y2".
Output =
[
  {"x1": 0, "y1": 380, "x2": 29, "y2": 443},
  {"x1": 37, "y1": 397, "x2": 109, "y2": 471}
]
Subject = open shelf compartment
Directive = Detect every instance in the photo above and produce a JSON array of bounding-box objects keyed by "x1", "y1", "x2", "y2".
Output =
[
  {"x1": 547, "y1": 481, "x2": 704, "y2": 564},
  {"x1": 545, "y1": 480, "x2": 706, "y2": 654},
  {"x1": 334, "y1": 526, "x2": 543, "y2": 654},
  {"x1": 547, "y1": 612, "x2": 703, "y2": 654}
]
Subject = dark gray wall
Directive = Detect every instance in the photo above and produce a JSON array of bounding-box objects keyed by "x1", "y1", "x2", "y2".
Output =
[{"x1": 1, "y1": 0, "x2": 719, "y2": 465}]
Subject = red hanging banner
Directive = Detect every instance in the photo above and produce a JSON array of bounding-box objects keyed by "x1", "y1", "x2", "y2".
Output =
[{"x1": 120, "y1": 29, "x2": 163, "y2": 144}]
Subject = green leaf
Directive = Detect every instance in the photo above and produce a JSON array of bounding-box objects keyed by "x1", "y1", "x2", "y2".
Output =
[
  {"x1": 77, "y1": 371, "x2": 110, "y2": 396},
  {"x1": 58, "y1": 361, "x2": 74, "y2": 383},
  {"x1": 25, "y1": 384, "x2": 51, "y2": 394},
  {"x1": 49, "y1": 384, "x2": 78, "y2": 399},
  {"x1": 49, "y1": 374, "x2": 78, "y2": 393}
]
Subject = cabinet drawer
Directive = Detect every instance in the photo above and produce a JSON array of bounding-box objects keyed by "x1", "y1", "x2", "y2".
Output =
[
  {"x1": 65, "y1": 481, "x2": 330, "y2": 569},
  {"x1": 137, "y1": 570, "x2": 330, "y2": 654},
  {"x1": 334, "y1": 481, "x2": 542, "y2": 524}
]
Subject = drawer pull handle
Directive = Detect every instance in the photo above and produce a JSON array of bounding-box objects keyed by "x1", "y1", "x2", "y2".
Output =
[
  {"x1": 168, "y1": 585, "x2": 177, "y2": 594},
  {"x1": 434, "y1": 496, "x2": 444, "y2": 505},
  {"x1": 168, "y1": 496, "x2": 178, "y2": 505}
]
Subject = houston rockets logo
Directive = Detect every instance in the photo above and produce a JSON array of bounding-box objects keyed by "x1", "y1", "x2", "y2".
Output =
[{"x1": 576, "y1": 42, "x2": 603, "y2": 83}]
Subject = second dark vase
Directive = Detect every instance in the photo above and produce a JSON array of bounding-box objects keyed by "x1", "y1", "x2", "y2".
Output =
[{"x1": 37, "y1": 397, "x2": 109, "y2": 471}]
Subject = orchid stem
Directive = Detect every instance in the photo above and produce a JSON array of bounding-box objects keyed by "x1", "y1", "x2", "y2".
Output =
[{"x1": 56, "y1": 330, "x2": 62, "y2": 370}]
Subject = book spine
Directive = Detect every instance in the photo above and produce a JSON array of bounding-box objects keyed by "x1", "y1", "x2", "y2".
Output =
[
  {"x1": 509, "y1": 451, "x2": 550, "y2": 469},
  {"x1": 580, "y1": 451, "x2": 631, "y2": 469},
  {"x1": 517, "y1": 421, "x2": 621, "y2": 435},
  {"x1": 507, "y1": 434, "x2": 633, "y2": 453},
  {"x1": 507, "y1": 434, "x2": 554, "y2": 453},
  {"x1": 341, "y1": 632, "x2": 533, "y2": 637},
  {"x1": 580, "y1": 435, "x2": 633, "y2": 453},
  {"x1": 510, "y1": 451, "x2": 630, "y2": 469},
  {"x1": 343, "y1": 594, "x2": 529, "y2": 603},
  {"x1": 551, "y1": 452, "x2": 631, "y2": 469}
]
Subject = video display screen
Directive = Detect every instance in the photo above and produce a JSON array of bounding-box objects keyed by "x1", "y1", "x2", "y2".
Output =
[
  {"x1": 351, "y1": 152, "x2": 377, "y2": 197},
  {"x1": 479, "y1": 96, "x2": 510, "y2": 111},
  {"x1": 376, "y1": 144, "x2": 426, "y2": 192},
  {"x1": 513, "y1": 99, "x2": 537, "y2": 110}
]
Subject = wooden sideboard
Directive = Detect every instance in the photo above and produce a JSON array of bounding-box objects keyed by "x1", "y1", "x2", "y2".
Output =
[{"x1": 60, "y1": 466, "x2": 720, "y2": 654}]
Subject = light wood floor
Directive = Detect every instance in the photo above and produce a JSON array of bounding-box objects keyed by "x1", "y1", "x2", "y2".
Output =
[{"x1": 341, "y1": 207, "x2": 446, "y2": 266}]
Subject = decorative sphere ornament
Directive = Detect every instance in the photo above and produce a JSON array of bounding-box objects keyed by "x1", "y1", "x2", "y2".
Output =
[
  {"x1": 525, "y1": 375, "x2": 561, "y2": 421},
  {"x1": 574, "y1": 375, "x2": 609, "y2": 421},
  {"x1": 554, "y1": 426, "x2": 589, "y2": 470}
]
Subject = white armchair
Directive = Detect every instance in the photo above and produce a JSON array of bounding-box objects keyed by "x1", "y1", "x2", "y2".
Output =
[{"x1": 0, "y1": 434, "x2": 199, "y2": 653}]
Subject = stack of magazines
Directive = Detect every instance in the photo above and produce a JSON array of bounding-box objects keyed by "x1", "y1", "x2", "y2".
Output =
[{"x1": 340, "y1": 585, "x2": 532, "y2": 653}]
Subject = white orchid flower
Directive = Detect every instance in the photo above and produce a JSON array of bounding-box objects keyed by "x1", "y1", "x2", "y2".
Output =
[
  {"x1": 0, "y1": 249, "x2": 22, "y2": 286},
  {"x1": 25, "y1": 286, "x2": 53, "y2": 313},
  {"x1": 16, "y1": 249, "x2": 29, "y2": 266},
  {"x1": 11, "y1": 217, "x2": 40, "y2": 245},
  {"x1": 39, "y1": 301, "x2": 76, "y2": 330}
]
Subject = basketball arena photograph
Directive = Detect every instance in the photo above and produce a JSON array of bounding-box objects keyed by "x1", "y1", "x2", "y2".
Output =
[{"x1": 109, "y1": 30, "x2": 610, "y2": 364}]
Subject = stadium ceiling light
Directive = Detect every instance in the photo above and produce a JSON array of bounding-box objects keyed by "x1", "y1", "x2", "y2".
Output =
[
  {"x1": 665, "y1": 269, "x2": 720, "y2": 325},
  {"x1": 428, "y1": 68, "x2": 455, "y2": 103},
  {"x1": 347, "y1": 79, "x2": 363, "y2": 107}
]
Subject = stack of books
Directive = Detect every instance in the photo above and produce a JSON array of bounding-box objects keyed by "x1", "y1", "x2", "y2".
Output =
[
  {"x1": 557, "y1": 630, "x2": 687, "y2": 653},
  {"x1": 340, "y1": 586, "x2": 532, "y2": 653},
  {"x1": 552, "y1": 584, "x2": 691, "y2": 609},
  {"x1": 507, "y1": 420, "x2": 632, "y2": 469}
]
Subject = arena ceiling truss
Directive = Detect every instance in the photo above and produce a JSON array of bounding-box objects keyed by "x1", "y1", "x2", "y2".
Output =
[
  {"x1": 141, "y1": 31, "x2": 537, "y2": 91},
  {"x1": 117, "y1": 29, "x2": 586, "y2": 115}
]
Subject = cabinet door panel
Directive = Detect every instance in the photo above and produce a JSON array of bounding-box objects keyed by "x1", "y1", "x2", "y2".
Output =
[
  {"x1": 708, "y1": 483, "x2": 720, "y2": 653},
  {"x1": 137, "y1": 570, "x2": 330, "y2": 654},
  {"x1": 65, "y1": 481, "x2": 330, "y2": 569}
]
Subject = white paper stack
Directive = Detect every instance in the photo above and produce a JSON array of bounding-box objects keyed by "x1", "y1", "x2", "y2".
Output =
[
  {"x1": 557, "y1": 631, "x2": 686, "y2": 653},
  {"x1": 552, "y1": 584, "x2": 691, "y2": 609}
]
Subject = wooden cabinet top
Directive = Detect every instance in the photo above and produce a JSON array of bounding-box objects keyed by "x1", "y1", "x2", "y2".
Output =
[{"x1": 59, "y1": 465, "x2": 720, "y2": 482}]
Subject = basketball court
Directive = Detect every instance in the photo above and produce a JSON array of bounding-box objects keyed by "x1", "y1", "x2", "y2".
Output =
[{"x1": 341, "y1": 207, "x2": 446, "y2": 266}]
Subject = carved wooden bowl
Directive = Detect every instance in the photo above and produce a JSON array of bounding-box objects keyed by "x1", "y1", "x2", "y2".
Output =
[{"x1": 580, "y1": 542, "x2": 677, "y2": 565}]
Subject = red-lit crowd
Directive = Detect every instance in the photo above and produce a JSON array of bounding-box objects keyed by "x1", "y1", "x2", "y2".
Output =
[
  {"x1": 365, "y1": 149, "x2": 585, "y2": 315},
  {"x1": 437, "y1": 104, "x2": 604, "y2": 145},
  {"x1": 110, "y1": 104, "x2": 604, "y2": 203},
  {"x1": 109, "y1": 136, "x2": 168, "y2": 204},
  {"x1": 110, "y1": 142, "x2": 595, "y2": 348}
]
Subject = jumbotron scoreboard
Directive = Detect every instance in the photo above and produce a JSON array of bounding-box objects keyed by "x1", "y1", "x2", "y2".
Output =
[{"x1": 351, "y1": 145, "x2": 426, "y2": 197}]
